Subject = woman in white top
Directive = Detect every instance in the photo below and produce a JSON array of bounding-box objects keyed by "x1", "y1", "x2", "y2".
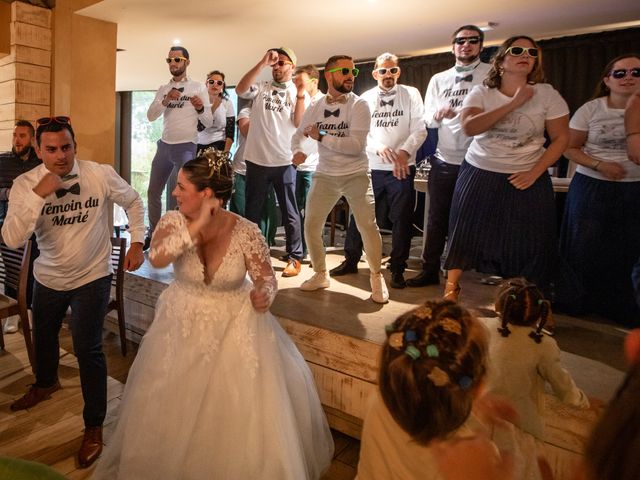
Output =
[
  {"x1": 443, "y1": 36, "x2": 570, "y2": 303},
  {"x1": 197, "y1": 70, "x2": 236, "y2": 153},
  {"x1": 560, "y1": 54, "x2": 640, "y2": 325}
]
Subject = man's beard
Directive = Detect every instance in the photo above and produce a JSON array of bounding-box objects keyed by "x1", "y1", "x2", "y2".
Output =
[
  {"x1": 334, "y1": 80, "x2": 353, "y2": 94},
  {"x1": 170, "y1": 65, "x2": 186, "y2": 78},
  {"x1": 456, "y1": 53, "x2": 479, "y2": 65},
  {"x1": 12, "y1": 145, "x2": 31, "y2": 158}
]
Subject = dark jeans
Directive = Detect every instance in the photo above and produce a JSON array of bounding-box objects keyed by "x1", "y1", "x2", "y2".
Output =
[
  {"x1": 421, "y1": 158, "x2": 459, "y2": 275},
  {"x1": 344, "y1": 167, "x2": 415, "y2": 274},
  {"x1": 296, "y1": 170, "x2": 314, "y2": 256},
  {"x1": 32, "y1": 275, "x2": 112, "y2": 427},
  {"x1": 245, "y1": 161, "x2": 303, "y2": 260}
]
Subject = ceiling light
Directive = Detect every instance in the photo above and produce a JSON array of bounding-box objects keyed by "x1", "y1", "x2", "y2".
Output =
[
  {"x1": 172, "y1": 38, "x2": 181, "y2": 46},
  {"x1": 477, "y1": 22, "x2": 499, "y2": 31}
]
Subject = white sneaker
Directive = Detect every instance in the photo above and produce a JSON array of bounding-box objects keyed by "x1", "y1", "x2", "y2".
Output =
[
  {"x1": 370, "y1": 272, "x2": 389, "y2": 304},
  {"x1": 2, "y1": 315, "x2": 20, "y2": 334},
  {"x1": 300, "y1": 272, "x2": 330, "y2": 291}
]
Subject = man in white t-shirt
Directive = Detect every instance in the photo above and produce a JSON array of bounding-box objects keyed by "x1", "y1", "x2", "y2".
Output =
[
  {"x1": 331, "y1": 52, "x2": 426, "y2": 289},
  {"x1": 2, "y1": 118, "x2": 145, "y2": 468},
  {"x1": 236, "y1": 47, "x2": 308, "y2": 277},
  {"x1": 294, "y1": 64, "x2": 325, "y2": 259},
  {"x1": 407, "y1": 25, "x2": 491, "y2": 287},
  {"x1": 145, "y1": 46, "x2": 212, "y2": 248},
  {"x1": 292, "y1": 55, "x2": 388, "y2": 304}
]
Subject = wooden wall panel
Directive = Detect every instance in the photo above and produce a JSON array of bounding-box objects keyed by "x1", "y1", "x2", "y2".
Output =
[
  {"x1": 10, "y1": 22, "x2": 51, "y2": 50},
  {"x1": 12, "y1": 0, "x2": 52, "y2": 28}
]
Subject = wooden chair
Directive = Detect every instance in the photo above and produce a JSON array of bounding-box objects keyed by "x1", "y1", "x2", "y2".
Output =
[
  {"x1": 0, "y1": 240, "x2": 35, "y2": 368},
  {"x1": 107, "y1": 237, "x2": 128, "y2": 356}
]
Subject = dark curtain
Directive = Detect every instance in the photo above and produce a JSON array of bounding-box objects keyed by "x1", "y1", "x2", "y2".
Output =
[{"x1": 317, "y1": 27, "x2": 640, "y2": 115}]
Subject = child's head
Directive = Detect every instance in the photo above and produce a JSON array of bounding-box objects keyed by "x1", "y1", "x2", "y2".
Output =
[
  {"x1": 379, "y1": 300, "x2": 488, "y2": 444},
  {"x1": 495, "y1": 278, "x2": 551, "y2": 343}
]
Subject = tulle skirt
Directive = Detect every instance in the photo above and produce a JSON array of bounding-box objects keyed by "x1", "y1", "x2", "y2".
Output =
[{"x1": 93, "y1": 282, "x2": 334, "y2": 479}]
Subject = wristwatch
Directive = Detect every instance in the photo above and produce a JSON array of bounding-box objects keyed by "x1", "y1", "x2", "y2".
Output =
[{"x1": 318, "y1": 130, "x2": 327, "y2": 142}]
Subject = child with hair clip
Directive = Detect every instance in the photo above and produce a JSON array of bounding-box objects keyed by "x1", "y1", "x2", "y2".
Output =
[
  {"x1": 356, "y1": 300, "x2": 507, "y2": 480},
  {"x1": 482, "y1": 278, "x2": 590, "y2": 479}
]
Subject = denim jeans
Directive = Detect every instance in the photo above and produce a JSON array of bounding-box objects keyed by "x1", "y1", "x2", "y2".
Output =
[
  {"x1": 147, "y1": 140, "x2": 197, "y2": 235},
  {"x1": 32, "y1": 275, "x2": 112, "y2": 427},
  {"x1": 245, "y1": 161, "x2": 303, "y2": 260}
]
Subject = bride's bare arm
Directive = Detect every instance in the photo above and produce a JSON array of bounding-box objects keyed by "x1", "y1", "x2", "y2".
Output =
[{"x1": 243, "y1": 223, "x2": 278, "y2": 312}]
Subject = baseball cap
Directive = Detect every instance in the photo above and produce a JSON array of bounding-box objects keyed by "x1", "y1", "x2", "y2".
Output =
[{"x1": 271, "y1": 47, "x2": 297, "y2": 65}]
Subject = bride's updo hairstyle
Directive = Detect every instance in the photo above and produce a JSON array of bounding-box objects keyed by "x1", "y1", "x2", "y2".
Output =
[{"x1": 182, "y1": 149, "x2": 234, "y2": 204}]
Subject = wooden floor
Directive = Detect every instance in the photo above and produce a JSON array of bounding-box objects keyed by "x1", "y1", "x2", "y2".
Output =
[
  {"x1": 0, "y1": 229, "x2": 628, "y2": 479},
  {"x1": 0, "y1": 327, "x2": 360, "y2": 479}
]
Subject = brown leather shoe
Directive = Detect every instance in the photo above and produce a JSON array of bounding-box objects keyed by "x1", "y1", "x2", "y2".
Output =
[
  {"x1": 282, "y1": 258, "x2": 302, "y2": 277},
  {"x1": 78, "y1": 425, "x2": 103, "y2": 468},
  {"x1": 10, "y1": 381, "x2": 61, "y2": 411}
]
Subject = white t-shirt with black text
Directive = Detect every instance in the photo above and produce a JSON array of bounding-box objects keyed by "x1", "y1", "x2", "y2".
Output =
[{"x1": 361, "y1": 84, "x2": 426, "y2": 171}]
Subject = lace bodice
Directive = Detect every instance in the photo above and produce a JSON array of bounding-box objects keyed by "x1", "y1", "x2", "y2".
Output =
[{"x1": 149, "y1": 210, "x2": 277, "y2": 299}]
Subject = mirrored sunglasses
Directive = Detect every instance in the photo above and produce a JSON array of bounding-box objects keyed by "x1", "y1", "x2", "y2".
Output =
[
  {"x1": 376, "y1": 67, "x2": 400, "y2": 75},
  {"x1": 327, "y1": 67, "x2": 360, "y2": 77},
  {"x1": 610, "y1": 68, "x2": 640, "y2": 79},
  {"x1": 505, "y1": 46, "x2": 539, "y2": 58}
]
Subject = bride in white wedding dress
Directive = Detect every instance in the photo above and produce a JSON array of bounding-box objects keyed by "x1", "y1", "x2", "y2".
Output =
[{"x1": 93, "y1": 152, "x2": 334, "y2": 479}]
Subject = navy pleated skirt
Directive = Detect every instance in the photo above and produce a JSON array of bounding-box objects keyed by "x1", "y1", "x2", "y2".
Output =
[
  {"x1": 560, "y1": 173, "x2": 640, "y2": 325},
  {"x1": 444, "y1": 161, "x2": 565, "y2": 296}
]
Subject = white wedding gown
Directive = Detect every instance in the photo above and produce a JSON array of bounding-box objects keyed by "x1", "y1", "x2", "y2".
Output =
[{"x1": 93, "y1": 212, "x2": 334, "y2": 479}]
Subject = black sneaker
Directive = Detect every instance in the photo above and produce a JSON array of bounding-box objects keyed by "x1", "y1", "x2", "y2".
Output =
[
  {"x1": 390, "y1": 272, "x2": 406, "y2": 289},
  {"x1": 329, "y1": 260, "x2": 359, "y2": 277},
  {"x1": 406, "y1": 270, "x2": 440, "y2": 287}
]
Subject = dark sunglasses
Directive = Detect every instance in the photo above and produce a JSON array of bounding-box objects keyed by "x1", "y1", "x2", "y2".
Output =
[
  {"x1": 207, "y1": 79, "x2": 224, "y2": 86},
  {"x1": 610, "y1": 68, "x2": 640, "y2": 79},
  {"x1": 36, "y1": 116, "x2": 71, "y2": 126},
  {"x1": 505, "y1": 46, "x2": 539, "y2": 58},
  {"x1": 454, "y1": 36, "x2": 480, "y2": 45},
  {"x1": 376, "y1": 67, "x2": 399, "y2": 75},
  {"x1": 165, "y1": 57, "x2": 187, "y2": 64},
  {"x1": 327, "y1": 67, "x2": 360, "y2": 77}
]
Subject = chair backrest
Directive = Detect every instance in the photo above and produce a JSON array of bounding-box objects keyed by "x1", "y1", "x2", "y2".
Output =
[
  {"x1": 0, "y1": 240, "x2": 31, "y2": 299},
  {"x1": 110, "y1": 237, "x2": 126, "y2": 289}
]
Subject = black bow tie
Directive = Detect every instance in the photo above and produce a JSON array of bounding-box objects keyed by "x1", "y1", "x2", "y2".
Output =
[
  {"x1": 56, "y1": 182, "x2": 80, "y2": 199},
  {"x1": 380, "y1": 99, "x2": 394, "y2": 107},
  {"x1": 324, "y1": 109, "x2": 340, "y2": 118},
  {"x1": 455, "y1": 74, "x2": 473, "y2": 84},
  {"x1": 272, "y1": 90, "x2": 285, "y2": 98}
]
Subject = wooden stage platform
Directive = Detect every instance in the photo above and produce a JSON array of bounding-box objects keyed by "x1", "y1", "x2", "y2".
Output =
[{"x1": 98, "y1": 245, "x2": 619, "y2": 480}]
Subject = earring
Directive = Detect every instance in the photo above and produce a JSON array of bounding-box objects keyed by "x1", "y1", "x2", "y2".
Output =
[{"x1": 498, "y1": 66, "x2": 505, "y2": 77}]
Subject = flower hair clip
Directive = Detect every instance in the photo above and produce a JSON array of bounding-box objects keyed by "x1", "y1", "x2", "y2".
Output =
[
  {"x1": 458, "y1": 375, "x2": 473, "y2": 390},
  {"x1": 427, "y1": 367, "x2": 450, "y2": 387},
  {"x1": 201, "y1": 147, "x2": 231, "y2": 178},
  {"x1": 439, "y1": 318, "x2": 462, "y2": 335},
  {"x1": 404, "y1": 345, "x2": 421, "y2": 360}
]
